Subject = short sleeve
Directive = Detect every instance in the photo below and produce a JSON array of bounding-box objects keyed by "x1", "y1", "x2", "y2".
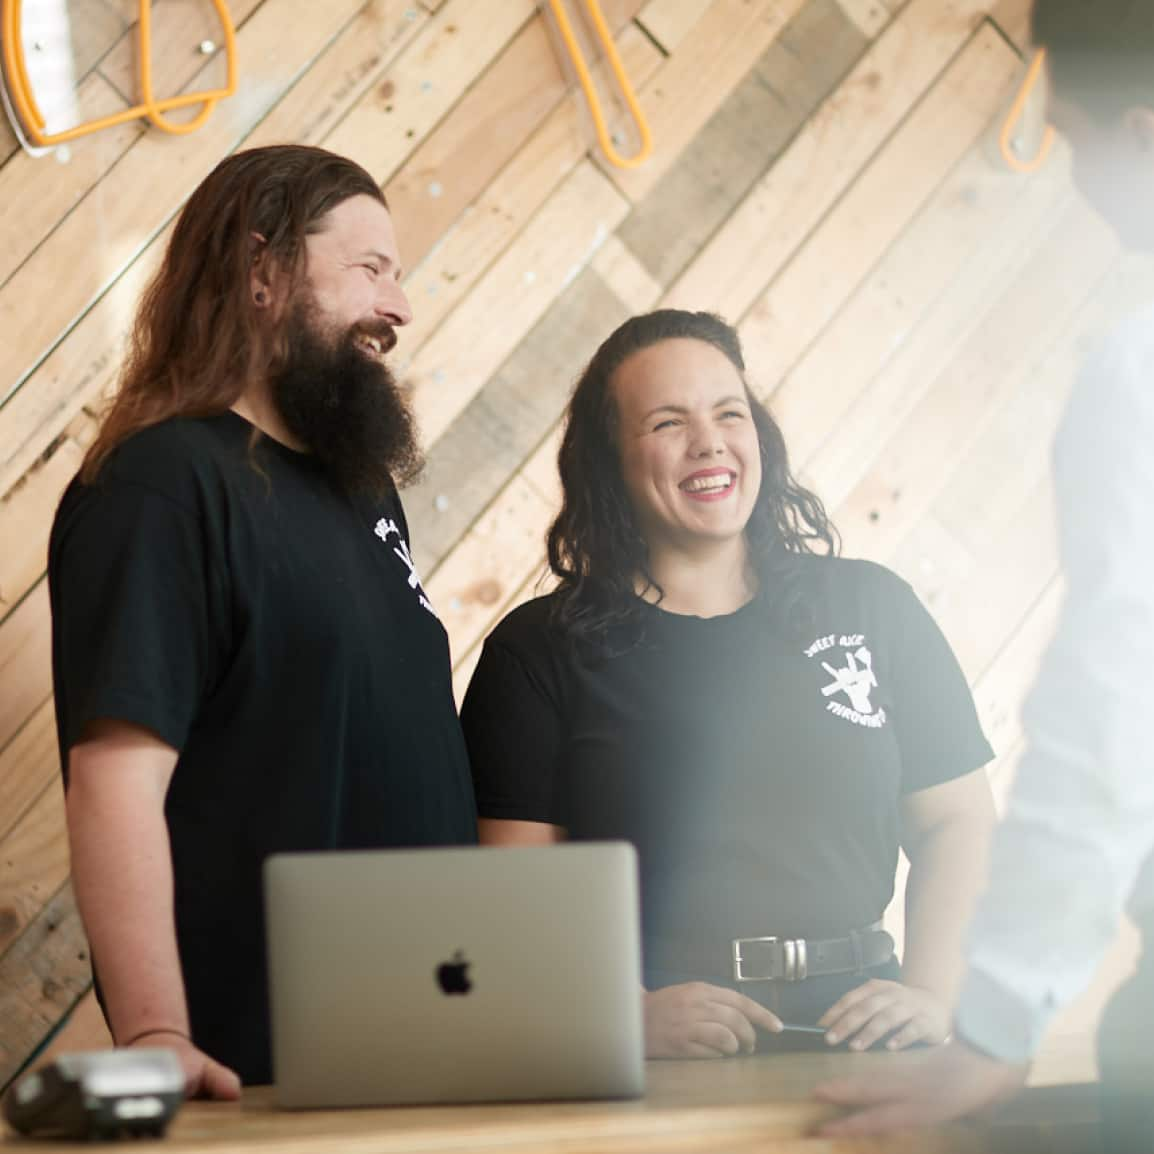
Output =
[
  {"x1": 49, "y1": 479, "x2": 224, "y2": 765},
  {"x1": 883, "y1": 574, "x2": 994, "y2": 794},
  {"x1": 460, "y1": 636, "x2": 566, "y2": 825}
]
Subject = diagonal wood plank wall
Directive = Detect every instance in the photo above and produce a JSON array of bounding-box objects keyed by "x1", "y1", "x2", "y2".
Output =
[{"x1": 1, "y1": 0, "x2": 1147, "y2": 1088}]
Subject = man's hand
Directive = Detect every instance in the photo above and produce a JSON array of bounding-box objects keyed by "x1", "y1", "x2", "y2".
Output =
[
  {"x1": 818, "y1": 979, "x2": 950, "y2": 1051},
  {"x1": 644, "y1": 982, "x2": 783, "y2": 1058},
  {"x1": 813, "y1": 1037, "x2": 1029, "y2": 1136},
  {"x1": 128, "y1": 1036, "x2": 241, "y2": 1100}
]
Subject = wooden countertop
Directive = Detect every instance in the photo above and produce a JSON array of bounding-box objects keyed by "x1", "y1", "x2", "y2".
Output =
[{"x1": 2, "y1": 1052, "x2": 1100, "y2": 1153}]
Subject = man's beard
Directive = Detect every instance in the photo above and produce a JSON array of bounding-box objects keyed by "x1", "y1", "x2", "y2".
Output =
[{"x1": 269, "y1": 296, "x2": 423, "y2": 499}]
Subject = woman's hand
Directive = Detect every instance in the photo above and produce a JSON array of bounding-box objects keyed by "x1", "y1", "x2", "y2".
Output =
[
  {"x1": 127, "y1": 1035, "x2": 241, "y2": 1100},
  {"x1": 818, "y1": 980, "x2": 950, "y2": 1052},
  {"x1": 644, "y1": 982, "x2": 783, "y2": 1058}
]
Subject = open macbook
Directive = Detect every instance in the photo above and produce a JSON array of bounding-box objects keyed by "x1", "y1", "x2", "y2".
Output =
[{"x1": 264, "y1": 841, "x2": 644, "y2": 1108}]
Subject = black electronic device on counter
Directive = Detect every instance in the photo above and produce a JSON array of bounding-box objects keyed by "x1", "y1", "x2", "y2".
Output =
[{"x1": 3, "y1": 1049, "x2": 185, "y2": 1141}]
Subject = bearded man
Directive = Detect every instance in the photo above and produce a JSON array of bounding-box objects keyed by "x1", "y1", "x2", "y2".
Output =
[{"x1": 49, "y1": 145, "x2": 477, "y2": 1097}]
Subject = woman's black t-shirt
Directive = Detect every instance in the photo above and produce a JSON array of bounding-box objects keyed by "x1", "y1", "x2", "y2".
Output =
[{"x1": 462, "y1": 556, "x2": 992, "y2": 968}]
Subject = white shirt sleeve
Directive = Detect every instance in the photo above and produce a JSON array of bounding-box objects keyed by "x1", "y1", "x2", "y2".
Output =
[{"x1": 955, "y1": 302, "x2": 1154, "y2": 1064}]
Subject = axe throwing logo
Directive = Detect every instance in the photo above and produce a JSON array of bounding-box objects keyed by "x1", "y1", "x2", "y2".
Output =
[{"x1": 802, "y1": 633, "x2": 888, "y2": 730}]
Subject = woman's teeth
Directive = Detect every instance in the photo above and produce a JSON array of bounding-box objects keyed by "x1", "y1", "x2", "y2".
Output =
[{"x1": 681, "y1": 474, "x2": 734, "y2": 493}]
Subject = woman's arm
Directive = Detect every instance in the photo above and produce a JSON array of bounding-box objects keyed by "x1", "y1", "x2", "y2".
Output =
[
  {"x1": 818, "y1": 769, "x2": 996, "y2": 1051},
  {"x1": 899, "y1": 768, "x2": 997, "y2": 1003},
  {"x1": 66, "y1": 719, "x2": 241, "y2": 1099},
  {"x1": 478, "y1": 818, "x2": 564, "y2": 845}
]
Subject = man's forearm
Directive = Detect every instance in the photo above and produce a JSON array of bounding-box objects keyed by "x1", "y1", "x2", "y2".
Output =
[{"x1": 66, "y1": 781, "x2": 190, "y2": 1044}]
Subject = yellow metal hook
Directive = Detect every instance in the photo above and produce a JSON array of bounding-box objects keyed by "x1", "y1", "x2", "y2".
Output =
[
  {"x1": 999, "y1": 47, "x2": 1056, "y2": 175},
  {"x1": 544, "y1": 0, "x2": 652, "y2": 170},
  {"x1": 1, "y1": 0, "x2": 237, "y2": 150}
]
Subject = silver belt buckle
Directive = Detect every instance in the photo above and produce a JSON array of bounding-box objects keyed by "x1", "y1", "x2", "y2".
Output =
[{"x1": 731, "y1": 936, "x2": 808, "y2": 982}]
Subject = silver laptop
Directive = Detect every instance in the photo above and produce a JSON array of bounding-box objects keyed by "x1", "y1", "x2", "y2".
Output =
[{"x1": 264, "y1": 842, "x2": 644, "y2": 1108}]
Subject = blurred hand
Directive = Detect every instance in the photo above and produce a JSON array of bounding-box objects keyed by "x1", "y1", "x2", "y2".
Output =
[
  {"x1": 818, "y1": 979, "x2": 950, "y2": 1052},
  {"x1": 644, "y1": 982, "x2": 783, "y2": 1058},
  {"x1": 128, "y1": 1035, "x2": 241, "y2": 1100},
  {"x1": 813, "y1": 1037, "x2": 1028, "y2": 1136}
]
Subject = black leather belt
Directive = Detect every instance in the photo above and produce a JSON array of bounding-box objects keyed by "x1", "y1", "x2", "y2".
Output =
[{"x1": 648, "y1": 924, "x2": 895, "y2": 983}]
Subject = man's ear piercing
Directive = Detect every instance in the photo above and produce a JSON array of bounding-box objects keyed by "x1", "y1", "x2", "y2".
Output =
[{"x1": 254, "y1": 291, "x2": 267, "y2": 305}]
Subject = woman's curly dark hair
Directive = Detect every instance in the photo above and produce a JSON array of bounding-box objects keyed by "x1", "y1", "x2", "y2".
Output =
[{"x1": 546, "y1": 309, "x2": 838, "y2": 643}]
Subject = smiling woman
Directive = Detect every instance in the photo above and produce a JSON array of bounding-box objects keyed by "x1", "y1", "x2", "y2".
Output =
[{"x1": 462, "y1": 309, "x2": 998, "y2": 1064}]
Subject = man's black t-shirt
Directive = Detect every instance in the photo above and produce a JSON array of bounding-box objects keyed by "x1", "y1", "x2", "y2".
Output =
[
  {"x1": 462, "y1": 556, "x2": 992, "y2": 980},
  {"x1": 49, "y1": 412, "x2": 477, "y2": 1083}
]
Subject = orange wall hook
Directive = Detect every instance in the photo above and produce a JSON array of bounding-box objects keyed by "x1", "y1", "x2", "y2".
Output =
[
  {"x1": 544, "y1": 0, "x2": 652, "y2": 170},
  {"x1": 1000, "y1": 47, "x2": 1056, "y2": 175},
  {"x1": 1, "y1": 0, "x2": 238, "y2": 152}
]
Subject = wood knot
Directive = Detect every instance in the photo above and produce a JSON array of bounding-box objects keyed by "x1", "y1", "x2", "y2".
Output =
[
  {"x1": 468, "y1": 579, "x2": 502, "y2": 606},
  {"x1": 0, "y1": 907, "x2": 18, "y2": 939}
]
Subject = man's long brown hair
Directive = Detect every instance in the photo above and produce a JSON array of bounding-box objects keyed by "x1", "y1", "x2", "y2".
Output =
[{"x1": 81, "y1": 145, "x2": 386, "y2": 482}]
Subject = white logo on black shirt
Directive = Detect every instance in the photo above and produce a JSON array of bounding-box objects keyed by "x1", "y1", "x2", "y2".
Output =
[
  {"x1": 374, "y1": 517, "x2": 437, "y2": 617},
  {"x1": 803, "y1": 633, "x2": 887, "y2": 729}
]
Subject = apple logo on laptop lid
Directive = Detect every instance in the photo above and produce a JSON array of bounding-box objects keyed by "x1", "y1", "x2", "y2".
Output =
[{"x1": 436, "y1": 950, "x2": 472, "y2": 996}]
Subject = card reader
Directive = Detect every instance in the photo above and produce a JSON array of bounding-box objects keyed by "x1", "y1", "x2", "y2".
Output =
[{"x1": 3, "y1": 1049, "x2": 185, "y2": 1141}]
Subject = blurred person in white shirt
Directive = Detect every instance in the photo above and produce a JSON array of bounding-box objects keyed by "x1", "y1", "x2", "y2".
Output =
[{"x1": 815, "y1": 1, "x2": 1154, "y2": 1148}]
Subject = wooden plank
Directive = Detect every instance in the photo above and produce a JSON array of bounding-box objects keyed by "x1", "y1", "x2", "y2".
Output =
[
  {"x1": 0, "y1": 0, "x2": 371, "y2": 404},
  {"x1": 405, "y1": 159, "x2": 630, "y2": 450},
  {"x1": 590, "y1": 233, "x2": 663, "y2": 315},
  {"x1": 833, "y1": 197, "x2": 1117, "y2": 565},
  {"x1": 98, "y1": 0, "x2": 265, "y2": 107},
  {"x1": 834, "y1": 0, "x2": 891, "y2": 38},
  {"x1": 990, "y1": 0, "x2": 1032, "y2": 50},
  {"x1": 443, "y1": 431, "x2": 567, "y2": 678},
  {"x1": 618, "y1": 0, "x2": 868, "y2": 287},
  {"x1": 427, "y1": 475, "x2": 555, "y2": 664},
  {"x1": 664, "y1": 0, "x2": 1000, "y2": 322},
  {"x1": 324, "y1": 0, "x2": 536, "y2": 186},
  {"x1": 0, "y1": 438, "x2": 83, "y2": 611},
  {"x1": 0, "y1": 108, "x2": 18, "y2": 166},
  {"x1": 241, "y1": 1, "x2": 430, "y2": 151},
  {"x1": 0, "y1": 74, "x2": 142, "y2": 289},
  {"x1": 68, "y1": 0, "x2": 132, "y2": 83},
  {"x1": 777, "y1": 140, "x2": 1073, "y2": 492},
  {"x1": 605, "y1": 0, "x2": 810, "y2": 203},
  {"x1": 406, "y1": 269, "x2": 630, "y2": 576},
  {"x1": 0, "y1": 582, "x2": 52, "y2": 755},
  {"x1": 450, "y1": 565, "x2": 547, "y2": 706},
  {"x1": 936, "y1": 252, "x2": 1154, "y2": 557},
  {"x1": 0, "y1": 882, "x2": 91, "y2": 1090},
  {"x1": 969, "y1": 577, "x2": 1062, "y2": 763},
  {"x1": 738, "y1": 22, "x2": 1021, "y2": 397},
  {"x1": 32, "y1": 988, "x2": 112, "y2": 1069},
  {"x1": 934, "y1": 480, "x2": 1060, "y2": 683},
  {"x1": 885, "y1": 244, "x2": 1141, "y2": 678},
  {"x1": 385, "y1": 16, "x2": 572, "y2": 272},
  {"x1": 796, "y1": 182, "x2": 1075, "y2": 514},
  {"x1": 393, "y1": 23, "x2": 660, "y2": 360},
  {"x1": 0, "y1": 781, "x2": 69, "y2": 957},
  {"x1": 0, "y1": 241, "x2": 158, "y2": 502},
  {"x1": 387, "y1": 1, "x2": 649, "y2": 271},
  {"x1": 635, "y1": 0, "x2": 712, "y2": 54},
  {"x1": 0, "y1": 0, "x2": 126, "y2": 173},
  {"x1": 0, "y1": 700, "x2": 58, "y2": 848},
  {"x1": 520, "y1": 422, "x2": 565, "y2": 509},
  {"x1": 0, "y1": 0, "x2": 406, "y2": 494}
]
